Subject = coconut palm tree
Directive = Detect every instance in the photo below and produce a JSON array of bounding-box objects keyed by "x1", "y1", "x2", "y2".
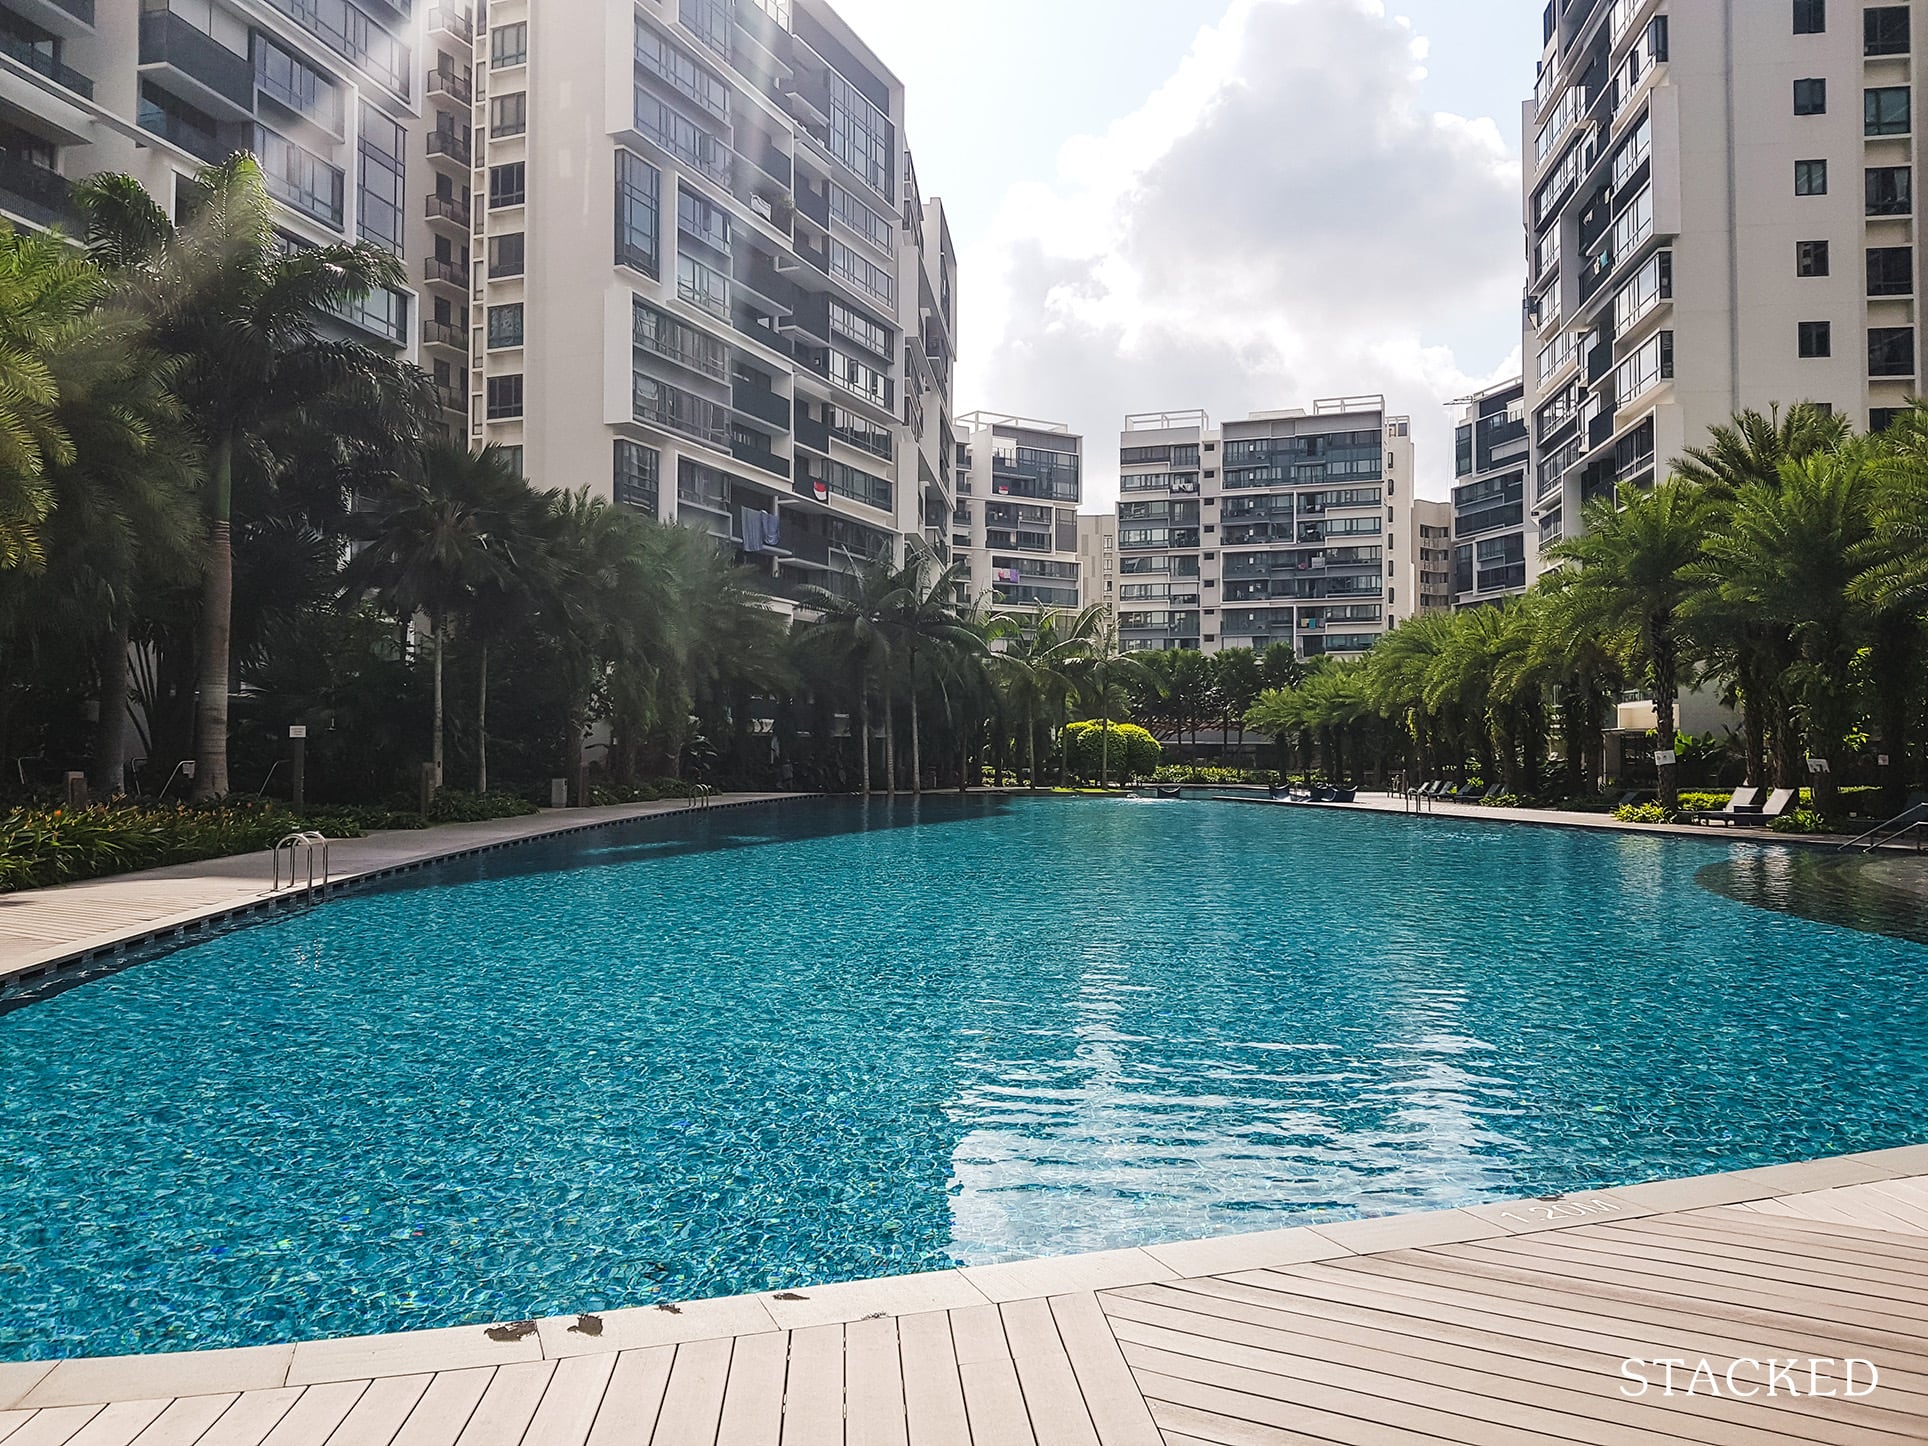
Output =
[
  {"x1": 1549, "y1": 480, "x2": 1712, "y2": 812},
  {"x1": 1069, "y1": 622, "x2": 1151, "y2": 789},
  {"x1": 994, "y1": 604, "x2": 1104, "y2": 790},
  {"x1": 797, "y1": 561, "x2": 898, "y2": 794},
  {"x1": 881, "y1": 552, "x2": 978, "y2": 795},
  {"x1": 74, "y1": 158, "x2": 410, "y2": 798}
]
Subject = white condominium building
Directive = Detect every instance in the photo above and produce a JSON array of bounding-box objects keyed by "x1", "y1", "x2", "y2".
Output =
[
  {"x1": 452, "y1": 0, "x2": 956, "y2": 609},
  {"x1": 951, "y1": 412, "x2": 1082, "y2": 612},
  {"x1": 1113, "y1": 398, "x2": 1423, "y2": 659},
  {"x1": 1451, "y1": 377, "x2": 1533, "y2": 606},
  {"x1": 0, "y1": 0, "x2": 421, "y2": 353},
  {"x1": 1076, "y1": 510, "x2": 1116, "y2": 620},
  {"x1": 1525, "y1": 0, "x2": 1923, "y2": 564}
]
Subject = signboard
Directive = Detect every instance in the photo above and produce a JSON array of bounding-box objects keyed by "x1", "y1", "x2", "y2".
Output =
[
  {"x1": 1653, "y1": 749, "x2": 1677, "y2": 766},
  {"x1": 1807, "y1": 757, "x2": 1831, "y2": 774},
  {"x1": 288, "y1": 725, "x2": 308, "y2": 739}
]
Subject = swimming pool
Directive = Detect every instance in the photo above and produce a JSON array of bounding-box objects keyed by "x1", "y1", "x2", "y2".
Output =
[{"x1": 3, "y1": 795, "x2": 1924, "y2": 1360}]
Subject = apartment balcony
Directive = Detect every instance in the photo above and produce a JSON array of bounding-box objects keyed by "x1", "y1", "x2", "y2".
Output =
[
  {"x1": 424, "y1": 193, "x2": 470, "y2": 232},
  {"x1": 425, "y1": 128, "x2": 471, "y2": 168},
  {"x1": 793, "y1": 412, "x2": 830, "y2": 454},
  {"x1": 731, "y1": 438, "x2": 789, "y2": 477},
  {"x1": 0, "y1": 152, "x2": 71, "y2": 229},
  {"x1": 431, "y1": 382, "x2": 466, "y2": 416},
  {"x1": 781, "y1": 529, "x2": 833, "y2": 567},
  {"x1": 426, "y1": 65, "x2": 471, "y2": 106},
  {"x1": 427, "y1": 5, "x2": 473, "y2": 44},
  {"x1": 422, "y1": 256, "x2": 470, "y2": 291},
  {"x1": 138, "y1": 11, "x2": 252, "y2": 118},
  {"x1": 421, "y1": 317, "x2": 465, "y2": 352},
  {"x1": 794, "y1": 182, "x2": 830, "y2": 229},
  {"x1": 0, "y1": 32, "x2": 90, "y2": 98},
  {"x1": 10, "y1": 0, "x2": 92, "y2": 36},
  {"x1": 732, "y1": 381, "x2": 792, "y2": 431}
]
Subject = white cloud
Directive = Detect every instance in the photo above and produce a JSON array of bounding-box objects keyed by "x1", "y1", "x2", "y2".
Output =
[{"x1": 954, "y1": 0, "x2": 1525, "y2": 505}]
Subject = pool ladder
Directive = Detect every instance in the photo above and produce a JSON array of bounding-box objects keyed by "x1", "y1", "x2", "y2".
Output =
[
  {"x1": 271, "y1": 831, "x2": 332, "y2": 891},
  {"x1": 683, "y1": 784, "x2": 715, "y2": 811},
  {"x1": 1839, "y1": 802, "x2": 1928, "y2": 853}
]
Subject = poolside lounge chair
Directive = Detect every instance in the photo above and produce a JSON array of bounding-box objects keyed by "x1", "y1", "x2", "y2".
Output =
[
  {"x1": 1688, "y1": 787, "x2": 1760, "y2": 825},
  {"x1": 1449, "y1": 782, "x2": 1483, "y2": 800},
  {"x1": 1481, "y1": 783, "x2": 1506, "y2": 802},
  {"x1": 1744, "y1": 788, "x2": 1798, "y2": 823}
]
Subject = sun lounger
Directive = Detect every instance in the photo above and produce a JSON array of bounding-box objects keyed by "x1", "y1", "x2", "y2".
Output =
[
  {"x1": 1481, "y1": 784, "x2": 1506, "y2": 801},
  {"x1": 1688, "y1": 787, "x2": 1761, "y2": 825},
  {"x1": 1743, "y1": 788, "x2": 1798, "y2": 822}
]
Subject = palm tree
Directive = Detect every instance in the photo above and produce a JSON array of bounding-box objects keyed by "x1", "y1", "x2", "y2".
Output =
[
  {"x1": 0, "y1": 226, "x2": 99, "y2": 569},
  {"x1": 1698, "y1": 451, "x2": 1873, "y2": 819},
  {"x1": 1549, "y1": 480, "x2": 1712, "y2": 812},
  {"x1": 881, "y1": 552, "x2": 977, "y2": 795},
  {"x1": 75, "y1": 158, "x2": 409, "y2": 798},
  {"x1": 1857, "y1": 403, "x2": 1928, "y2": 811},
  {"x1": 1674, "y1": 403, "x2": 1848, "y2": 788},
  {"x1": 993, "y1": 604, "x2": 1103, "y2": 790},
  {"x1": 1069, "y1": 622, "x2": 1151, "y2": 789},
  {"x1": 343, "y1": 443, "x2": 534, "y2": 792},
  {"x1": 1212, "y1": 647, "x2": 1263, "y2": 770},
  {"x1": 1362, "y1": 613, "x2": 1456, "y2": 784},
  {"x1": 797, "y1": 561, "x2": 898, "y2": 794}
]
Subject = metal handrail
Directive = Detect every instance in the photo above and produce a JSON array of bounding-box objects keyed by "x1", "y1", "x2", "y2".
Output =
[
  {"x1": 272, "y1": 831, "x2": 331, "y2": 891},
  {"x1": 1839, "y1": 802, "x2": 1928, "y2": 853},
  {"x1": 683, "y1": 784, "x2": 716, "y2": 811}
]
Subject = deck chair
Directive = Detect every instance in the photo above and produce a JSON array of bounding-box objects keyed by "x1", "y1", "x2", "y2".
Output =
[
  {"x1": 1748, "y1": 788, "x2": 1798, "y2": 822},
  {"x1": 1688, "y1": 787, "x2": 1760, "y2": 825}
]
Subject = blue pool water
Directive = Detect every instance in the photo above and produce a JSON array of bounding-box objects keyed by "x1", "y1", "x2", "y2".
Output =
[{"x1": 3, "y1": 796, "x2": 1925, "y2": 1360}]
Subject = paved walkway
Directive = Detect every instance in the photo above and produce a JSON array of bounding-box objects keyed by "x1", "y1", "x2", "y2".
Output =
[
  {"x1": 0, "y1": 795, "x2": 796, "y2": 991},
  {"x1": 1, "y1": 1149, "x2": 1924, "y2": 1444}
]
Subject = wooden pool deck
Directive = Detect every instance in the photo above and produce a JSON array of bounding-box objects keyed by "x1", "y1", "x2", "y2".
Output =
[{"x1": 3, "y1": 1148, "x2": 1926, "y2": 1445}]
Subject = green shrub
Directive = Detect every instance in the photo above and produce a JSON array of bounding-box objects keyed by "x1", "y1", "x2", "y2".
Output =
[
  {"x1": 1614, "y1": 803, "x2": 1668, "y2": 823},
  {"x1": 1060, "y1": 721, "x2": 1162, "y2": 783},
  {"x1": 425, "y1": 789, "x2": 540, "y2": 823},
  {"x1": 0, "y1": 800, "x2": 367, "y2": 893},
  {"x1": 1771, "y1": 807, "x2": 1830, "y2": 834},
  {"x1": 1480, "y1": 794, "x2": 1522, "y2": 808},
  {"x1": 1150, "y1": 765, "x2": 1279, "y2": 785},
  {"x1": 589, "y1": 778, "x2": 700, "y2": 805}
]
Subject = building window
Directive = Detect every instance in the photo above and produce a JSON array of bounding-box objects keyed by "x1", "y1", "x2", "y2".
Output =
[
  {"x1": 488, "y1": 162, "x2": 525, "y2": 208},
  {"x1": 356, "y1": 103, "x2": 404, "y2": 256},
  {"x1": 675, "y1": 185, "x2": 730, "y2": 253},
  {"x1": 1870, "y1": 326, "x2": 1917, "y2": 375},
  {"x1": 490, "y1": 92, "x2": 527, "y2": 137},
  {"x1": 1798, "y1": 320, "x2": 1833, "y2": 357},
  {"x1": 1794, "y1": 78, "x2": 1828, "y2": 115},
  {"x1": 489, "y1": 232, "x2": 525, "y2": 277},
  {"x1": 491, "y1": 22, "x2": 527, "y2": 68},
  {"x1": 1866, "y1": 6, "x2": 1910, "y2": 56},
  {"x1": 1868, "y1": 246, "x2": 1915, "y2": 295},
  {"x1": 1797, "y1": 240, "x2": 1831, "y2": 276},
  {"x1": 1867, "y1": 164, "x2": 1913, "y2": 214},
  {"x1": 615, "y1": 150, "x2": 660, "y2": 276},
  {"x1": 1871, "y1": 406, "x2": 1906, "y2": 432},
  {"x1": 1866, "y1": 86, "x2": 1911, "y2": 135},
  {"x1": 498, "y1": 445, "x2": 523, "y2": 478},
  {"x1": 487, "y1": 303, "x2": 524, "y2": 348},
  {"x1": 1796, "y1": 158, "x2": 1829, "y2": 194},
  {"x1": 1794, "y1": 0, "x2": 1826, "y2": 33},
  {"x1": 675, "y1": 252, "x2": 728, "y2": 316},
  {"x1": 486, "y1": 374, "x2": 523, "y2": 419},
  {"x1": 614, "y1": 440, "x2": 659, "y2": 513}
]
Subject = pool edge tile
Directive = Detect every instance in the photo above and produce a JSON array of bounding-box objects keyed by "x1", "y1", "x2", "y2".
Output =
[
  {"x1": 286, "y1": 1323, "x2": 540, "y2": 1386},
  {"x1": 1461, "y1": 1189, "x2": 1662, "y2": 1235},
  {"x1": 0, "y1": 1362, "x2": 55, "y2": 1411},
  {"x1": 1144, "y1": 1224, "x2": 1353, "y2": 1277},
  {"x1": 960, "y1": 1247, "x2": 1177, "y2": 1304},
  {"x1": 760, "y1": 1269, "x2": 988, "y2": 1329},
  {"x1": 535, "y1": 1294, "x2": 780, "y2": 1357},
  {"x1": 1847, "y1": 1143, "x2": 1928, "y2": 1179},
  {"x1": 18, "y1": 1344, "x2": 292, "y2": 1408},
  {"x1": 1303, "y1": 1207, "x2": 1511, "y2": 1254}
]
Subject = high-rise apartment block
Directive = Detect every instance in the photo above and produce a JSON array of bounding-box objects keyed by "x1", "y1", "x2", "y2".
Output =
[
  {"x1": 1112, "y1": 398, "x2": 1422, "y2": 658},
  {"x1": 0, "y1": 0, "x2": 954, "y2": 606},
  {"x1": 1076, "y1": 510, "x2": 1116, "y2": 621},
  {"x1": 0, "y1": 0, "x2": 418, "y2": 351},
  {"x1": 1451, "y1": 377, "x2": 1532, "y2": 605},
  {"x1": 951, "y1": 412, "x2": 1082, "y2": 611},
  {"x1": 1524, "y1": 0, "x2": 1922, "y2": 565}
]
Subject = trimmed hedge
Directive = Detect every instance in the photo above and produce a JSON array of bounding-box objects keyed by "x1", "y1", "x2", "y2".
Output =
[
  {"x1": 1060, "y1": 721, "x2": 1162, "y2": 783},
  {"x1": 1151, "y1": 765, "x2": 1281, "y2": 785}
]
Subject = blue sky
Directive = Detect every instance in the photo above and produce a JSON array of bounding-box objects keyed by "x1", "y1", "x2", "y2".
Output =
[{"x1": 830, "y1": 0, "x2": 1547, "y2": 502}]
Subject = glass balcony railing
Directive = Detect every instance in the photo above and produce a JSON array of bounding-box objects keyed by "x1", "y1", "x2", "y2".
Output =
[{"x1": 0, "y1": 33, "x2": 90, "y2": 97}]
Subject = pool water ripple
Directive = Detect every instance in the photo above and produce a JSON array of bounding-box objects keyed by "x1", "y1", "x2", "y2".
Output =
[{"x1": 2, "y1": 795, "x2": 1925, "y2": 1359}]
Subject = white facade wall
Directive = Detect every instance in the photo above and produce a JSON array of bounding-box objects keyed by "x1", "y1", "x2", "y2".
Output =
[{"x1": 952, "y1": 412, "x2": 1082, "y2": 614}]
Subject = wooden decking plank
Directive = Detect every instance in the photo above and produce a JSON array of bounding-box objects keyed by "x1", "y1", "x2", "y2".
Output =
[
  {"x1": 126, "y1": 1394, "x2": 240, "y2": 1446},
  {"x1": 999, "y1": 1300, "x2": 1068, "y2": 1362},
  {"x1": 521, "y1": 1355, "x2": 617, "y2": 1446},
  {"x1": 1838, "y1": 1182, "x2": 1928, "y2": 1232},
  {"x1": 845, "y1": 1316, "x2": 908, "y2": 1446},
  {"x1": 58, "y1": 1402, "x2": 170, "y2": 1446},
  {"x1": 196, "y1": 1391, "x2": 306, "y2": 1446},
  {"x1": 1144, "y1": 1404, "x2": 1335, "y2": 1446},
  {"x1": 957, "y1": 1358, "x2": 1036, "y2": 1446},
  {"x1": 1131, "y1": 1369, "x2": 1486, "y2": 1446},
  {"x1": 390, "y1": 1370, "x2": 496, "y2": 1446},
  {"x1": 1011, "y1": 1350, "x2": 1099, "y2": 1446},
  {"x1": 651, "y1": 1339, "x2": 733, "y2": 1446},
  {"x1": 0, "y1": 1413, "x2": 33, "y2": 1445},
  {"x1": 583, "y1": 1349, "x2": 674, "y2": 1446},
  {"x1": 320, "y1": 1376, "x2": 432, "y2": 1446},
  {"x1": 1102, "y1": 1287, "x2": 1842, "y2": 1446},
  {"x1": 778, "y1": 1325, "x2": 843, "y2": 1446},
  {"x1": 714, "y1": 1332, "x2": 786, "y2": 1446},
  {"x1": 1694, "y1": 1206, "x2": 1928, "y2": 1257},
  {"x1": 1539, "y1": 1222, "x2": 1928, "y2": 1301},
  {"x1": 1594, "y1": 1217, "x2": 1928, "y2": 1290},
  {"x1": 1107, "y1": 1279, "x2": 1903, "y2": 1446},
  {"x1": 1771, "y1": 1190, "x2": 1928, "y2": 1234},
  {"x1": 1049, "y1": 1294, "x2": 1161, "y2": 1446},
  {"x1": 259, "y1": 1382, "x2": 369, "y2": 1446},
  {"x1": 896, "y1": 1312, "x2": 969, "y2": 1446},
  {"x1": 945, "y1": 1305, "x2": 1009, "y2": 1367},
  {"x1": 1, "y1": 1407, "x2": 105, "y2": 1446}
]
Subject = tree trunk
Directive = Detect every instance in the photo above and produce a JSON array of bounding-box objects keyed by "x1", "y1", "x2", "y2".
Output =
[
  {"x1": 476, "y1": 640, "x2": 489, "y2": 794},
  {"x1": 1736, "y1": 650, "x2": 1767, "y2": 789},
  {"x1": 1561, "y1": 693, "x2": 1586, "y2": 798},
  {"x1": 90, "y1": 619, "x2": 133, "y2": 798},
  {"x1": 1100, "y1": 712, "x2": 1111, "y2": 789},
  {"x1": 858, "y1": 675, "x2": 871, "y2": 796},
  {"x1": 908, "y1": 644, "x2": 922, "y2": 796},
  {"x1": 1653, "y1": 633, "x2": 1680, "y2": 813},
  {"x1": 431, "y1": 617, "x2": 445, "y2": 792},
  {"x1": 883, "y1": 683, "x2": 896, "y2": 796},
  {"x1": 1057, "y1": 698, "x2": 1069, "y2": 788},
  {"x1": 1871, "y1": 615, "x2": 1917, "y2": 817},
  {"x1": 1025, "y1": 703, "x2": 1038, "y2": 791},
  {"x1": 190, "y1": 437, "x2": 237, "y2": 800}
]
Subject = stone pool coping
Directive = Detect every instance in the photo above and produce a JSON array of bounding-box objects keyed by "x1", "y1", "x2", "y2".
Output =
[
  {"x1": 0, "y1": 793, "x2": 806, "y2": 998},
  {"x1": 3, "y1": 1144, "x2": 1924, "y2": 1409}
]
